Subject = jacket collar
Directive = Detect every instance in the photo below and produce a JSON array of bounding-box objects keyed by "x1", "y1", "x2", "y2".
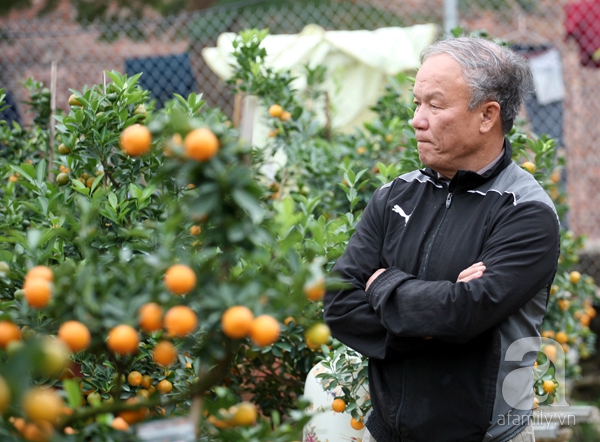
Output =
[{"x1": 421, "y1": 138, "x2": 513, "y2": 191}]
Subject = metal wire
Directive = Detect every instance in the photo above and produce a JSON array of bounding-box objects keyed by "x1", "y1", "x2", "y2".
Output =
[{"x1": 1, "y1": 0, "x2": 600, "y2": 276}]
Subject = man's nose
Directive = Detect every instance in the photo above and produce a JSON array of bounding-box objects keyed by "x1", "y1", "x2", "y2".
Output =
[{"x1": 411, "y1": 107, "x2": 427, "y2": 130}]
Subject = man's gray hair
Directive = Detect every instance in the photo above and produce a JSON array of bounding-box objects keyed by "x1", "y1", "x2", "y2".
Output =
[{"x1": 420, "y1": 37, "x2": 534, "y2": 134}]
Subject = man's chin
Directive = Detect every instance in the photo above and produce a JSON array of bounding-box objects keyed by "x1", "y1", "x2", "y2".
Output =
[
  {"x1": 419, "y1": 156, "x2": 445, "y2": 175},
  {"x1": 418, "y1": 150, "x2": 434, "y2": 167}
]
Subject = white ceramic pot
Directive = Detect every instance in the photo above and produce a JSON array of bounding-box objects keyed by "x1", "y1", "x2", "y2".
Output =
[{"x1": 302, "y1": 361, "x2": 368, "y2": 442}]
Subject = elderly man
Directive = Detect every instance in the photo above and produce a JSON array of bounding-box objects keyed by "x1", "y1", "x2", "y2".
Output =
[{"x1": 324, "y1": 37, "x2": 560, "y2": 442}]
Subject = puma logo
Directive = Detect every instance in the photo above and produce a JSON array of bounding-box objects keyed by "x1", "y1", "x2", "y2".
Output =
[{"x1": 392, "y1": 205, "x2": 412, "y2": 225}]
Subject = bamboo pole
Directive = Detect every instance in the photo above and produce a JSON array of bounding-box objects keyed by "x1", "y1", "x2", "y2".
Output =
[{"x1": 48, "y1": 60, "x2": 57, "y2": 181}]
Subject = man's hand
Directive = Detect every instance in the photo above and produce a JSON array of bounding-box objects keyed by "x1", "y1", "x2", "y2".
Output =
[
  {"x1": 457, "y1": 262, "x2": 486, "y2": 283},
  {"x1": 366, "y1": 268, "x2": 387, "y2": 291},
  {"x1": 366, "y1": 262, "x2": 484, "y2": 292}
]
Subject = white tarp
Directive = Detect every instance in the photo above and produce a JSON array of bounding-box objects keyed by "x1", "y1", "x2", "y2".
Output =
[{"x1": 202, "y1": 24, "x2": 438, "y2": 141}]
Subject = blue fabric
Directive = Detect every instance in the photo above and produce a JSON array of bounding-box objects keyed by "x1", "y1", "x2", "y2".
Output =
[
  {"x1": 0, "y1": 90, "x2": 22, "y2": 126},
  {"x1": 125, "y1": 53, "x2": 196, "y2": 109},
  {"x1": 524, "y1": 96, "x2": 564, "y2": 147}
]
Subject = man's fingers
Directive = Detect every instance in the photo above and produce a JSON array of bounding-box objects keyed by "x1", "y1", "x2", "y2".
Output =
[
  {"x1": 457, "y1": 262, "x2": 486, "y2": 283},
  {"x1": 458, "y1": 262, "x2": 484, "y2": 277},
  {"x1": 366, "y1": 268, "x2": 387, "y2": 291},
  {"x1": 457, "y1": 270, "x2": 484, "y2": 283}
]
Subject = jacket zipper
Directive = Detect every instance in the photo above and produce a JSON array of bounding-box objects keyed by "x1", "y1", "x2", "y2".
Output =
[
  {"x1": 396, "y1": 187, "x2": 453, "y2": 440},
  {"x1": 423, "y1": 190, "x2": 453, "y2": 279}
]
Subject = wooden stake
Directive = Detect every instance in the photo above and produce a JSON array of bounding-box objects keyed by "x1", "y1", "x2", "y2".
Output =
[
  {"x1": 232, "y1": 79, "x2": 243, "y2": 128},
  {"x1": 233, "y1": 93, "x2": 243, "y2": 128},
  {"x1": 48, "y1": 60, "x2": 57, "y2": 181},
  {"x1": 189, "y1": 396, "x2": 203, "y2": 437},
  {"x1": 324, "y1": 91, "x2": 331, "y2": 140}
]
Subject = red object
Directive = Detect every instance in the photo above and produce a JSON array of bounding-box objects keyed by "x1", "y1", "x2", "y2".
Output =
[{"x1": 565, "y1": 0, "x2": 600, "y2": 67}]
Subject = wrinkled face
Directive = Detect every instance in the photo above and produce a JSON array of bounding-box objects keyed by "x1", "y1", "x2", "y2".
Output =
[{"x1": 412, "y1": 54, "x2": 484, "y2": 179}]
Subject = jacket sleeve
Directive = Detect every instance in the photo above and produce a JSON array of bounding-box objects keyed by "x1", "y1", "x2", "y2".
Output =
[
  {"x1": 323, "y1": 187, "x2": 391, "y2": 359},
  {"x1": 365, "y1": 200, "x2": 560, "y2": 344}
]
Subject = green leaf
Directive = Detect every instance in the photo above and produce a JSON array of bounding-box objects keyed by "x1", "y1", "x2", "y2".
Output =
[
  {"x1": 280, "y1": 229, "x2": 303, "y2": 252},
  {"x1": 275, "y1": 342, "x2": 293, "y2": 352},
  {"x1": 304, "y1": 197, "x2": 321, "y2": 215},
  {"x1": 89, "y1": 175, "x2": 103, "y2": 192},
  {"x1": 127, "y1": 72, "x2": 143, "y2": 87},
  {"x1": 71, "y1": 178, "x2": 86, "y2": 189},
  {"x1": 10, "y1": 164, "x2": 35, "y2": 183},
  {"x1": 345, "y1": 168, "x2": 356, "y2": 184},
  {"x1": 275, "y1": 197, "x2": 303, "y2": 233},
  {"x1": 108, "y1": 192, "x2": 118, "y2": 210},
  {"x1": 377, "y1": 162, "x2": 388, "y2": 177},
  {"x1": 27, "y1": 229, "x2": 42, "y2": 250},
  {"x1": 40, "y1": 228, "x2": 61, "y2": 245},
  {"x1": 105, "y1": 70, "x2": 124, "y2": 88},
  {"x1": 191, "y1": 194, "x2": 221, "y2": 218},
  {"x1": 36, "y1": 197, "x2": 49, "y2": 217},
  {"x1": 73, "y1": 186, "x2": 91, "y2": 196},
  {"x1": 99, "y1": 208, "x2": 118, "y2": 223},
  {"x1": 141, "y1": 184, "x2": 157, "y2": 200},
  {"x1": 128, "y1": 183, "x2": 142, "y2": 199},
  {"x1": 356, "y1": 179, "x2": 370, "y2": 191},
  {"x1": 226, "y1": 223, "x2": 246, "y2": 242},
  {"x1": 232, "y1": 189, "x2": 265, "y2": 224},
  {"x1": 35, "y1": 159, "x2": 47, "y2": 183},
  {"x1": 118, "y1": 108, "x2": 128, "y2": 123},
  {"x1": 63, "y1": 379, "x2": 83, "y2": 409},
  {"x1": 337, "y1": 183, "x2": 351, "y2": 196},
  {"x1": 21, "y1": 202, "x2": 42, "y2": 215},
  {"x1": 96, "y1": 413, "x2": 112, "y2": 424}
]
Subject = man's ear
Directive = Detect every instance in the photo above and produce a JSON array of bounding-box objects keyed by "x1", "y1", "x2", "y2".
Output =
[{"x1": 480, "y1": 101, "x2": 501, "y2": 134}]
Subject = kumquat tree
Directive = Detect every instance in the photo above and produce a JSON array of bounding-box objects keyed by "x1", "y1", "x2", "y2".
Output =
[
  {"x1": 0, "y1": 27, "x2": 598, "y2": 442},
  {"x1": 0, "y1": 65, "x2": 325, "y2": 440}
]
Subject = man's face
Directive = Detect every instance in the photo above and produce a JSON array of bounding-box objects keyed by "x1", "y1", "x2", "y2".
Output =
[{"x1": 412, "y1": 54, "x2": 484, "y2": 179}]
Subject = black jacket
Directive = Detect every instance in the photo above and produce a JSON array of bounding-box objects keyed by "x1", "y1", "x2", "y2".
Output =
[{"x1": 324, "y1": 140, "x2": 560, "y2": 442}]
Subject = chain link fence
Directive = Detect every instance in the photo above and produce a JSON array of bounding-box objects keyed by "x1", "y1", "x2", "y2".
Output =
[{"x1": 1, "y1": 0, "x2": 600, "y2": 276}]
